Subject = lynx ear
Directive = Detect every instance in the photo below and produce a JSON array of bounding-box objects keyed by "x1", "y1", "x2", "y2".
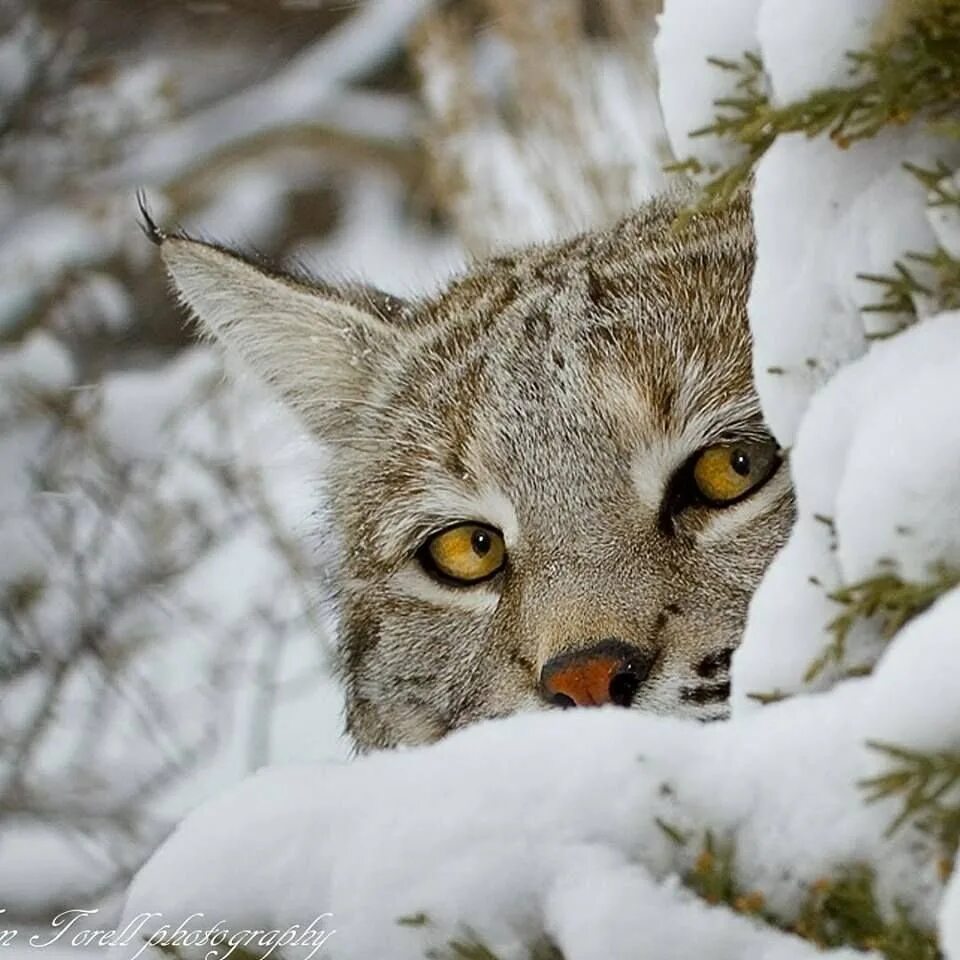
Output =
[{"x1": 161, "y1": 235, "x2": 410, "y2": 439}]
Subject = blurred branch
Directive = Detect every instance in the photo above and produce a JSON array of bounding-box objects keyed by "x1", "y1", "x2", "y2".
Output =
[
  {"x1": 107, "y1": 0, "x2": 432, "y2": 188},
  {"x1": 0, "y1": 365, "x2": 331, "y2": 922},
  {"x1": 414, "y1": 0, "x2": 671, "y2": 252},
  {"x1": 0, "y1": 0, "x2": 450, "y2": 926}
]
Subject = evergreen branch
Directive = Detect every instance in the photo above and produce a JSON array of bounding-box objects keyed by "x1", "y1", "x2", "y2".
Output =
[
  {"x1": 655, "y1": 816, "x2": 690, "y2": 846},
  {"x1": 684, "y1": 831, "x2": 767, "y2": 917},
  {"x1": 858, "y1": 249, "x2": 960, "y2": 326},
  {"x1": 791, "y1": 867, "x2": 939, "y2": 958},
  {"x1": 805, "y1": 566, "x2": 960, "y2": 682},
  {"x1": 673, "y1": 0, "x2": 960, "y2": 207},
  {"x1": 858, "y1": 261, "x2": 934, "y2": 324},
  {"x1": 904, "y1": 160, "x2": 960, "y2": 206},
  {"x1": 861, "y1": 741, "x2": 960, "y2": 860},
  {"x1": 745, "y1": 689, "x2": 791, "y2": 706},
  {"x1": 398, "y1": 913, "x2": 430, "y2": 928},
  {"x1": 682, "y1": 835, "x2": 937, "y2": 958},
  {"x1": 426, "y1": 937, "x2": 564, "y2": 960},
  {"x1": 428, "y1": 941, "x2": 502, "y2": 960},
  {"x1": 856, "y1": 161, "x2": 960, "y2": 321},
  {"x1": 903, "y1": 247, "x2": 960, "y2": 309}
]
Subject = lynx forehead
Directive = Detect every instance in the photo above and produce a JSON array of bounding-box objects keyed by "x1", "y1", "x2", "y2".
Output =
[{"x1": 152, "y1": 189, "x2": 794, "y2": 751}]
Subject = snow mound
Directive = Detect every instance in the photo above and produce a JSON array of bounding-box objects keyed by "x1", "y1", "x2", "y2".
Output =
[
  {"x1": 122, "y1": 594, "x2": 956, "y2": 958},
  {"x1": 734, "y1": 312, "x2": 960, "y2": 705}
]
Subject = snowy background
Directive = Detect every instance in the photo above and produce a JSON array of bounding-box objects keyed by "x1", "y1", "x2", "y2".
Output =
[
  {"x1": 0, "y1": 0, "x2": 463, "y2": 923},
  {"x1": 5, "y1": 0, "x2": 960, "y2": 958},
  {"x1": 0, "y1": 0, "x2": 674, "y2": 925}
]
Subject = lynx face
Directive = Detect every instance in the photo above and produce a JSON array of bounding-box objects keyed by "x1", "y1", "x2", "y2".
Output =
[{"x1": 156, "y1": 191, "x2": 794, "y2": 751}]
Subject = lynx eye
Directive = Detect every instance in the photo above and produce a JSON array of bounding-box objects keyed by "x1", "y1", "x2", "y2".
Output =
[
  {"x1": 691, "y1": 439, "x2": 780, "y2": 505},
  {"x1": 420, "y1": 523, "x2": 506, "y2": 585}
]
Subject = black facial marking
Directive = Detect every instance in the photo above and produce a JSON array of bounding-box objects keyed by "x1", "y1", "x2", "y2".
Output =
[
  {"x1": 586, "y1": 266, "x2": 607, "y2": 309},
  {"x1": 609, "y1": 670, "x2": 641, "y2": 707},
  {"x1": 524, "y1": 309, "x2": 553, "y2": 340},
  {"x1": 508, "y1": 650, "x2": 537, "y2": 674},
  {"x1": 695, "y1": 647, "x2": 735, "y2": 679},
  {"x1": 444, "y1": 447, "x2": 468, "y2": 480},
  {"x1": 680, "y1": 682, "x2": 731, "y2": 705}
]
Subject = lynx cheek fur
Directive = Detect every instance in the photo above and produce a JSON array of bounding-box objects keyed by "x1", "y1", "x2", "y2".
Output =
[{"x1": 153, "y1": 190, "x2": 794, "y2": 751}]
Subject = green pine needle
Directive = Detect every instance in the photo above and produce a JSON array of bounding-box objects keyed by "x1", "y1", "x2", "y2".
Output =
[
  {"x1": 670, "y1": 0, "x2": 960, "y2": 210},
  {"x1": 805, "y1": 566, "x2": 960, "y2": 682},
  {"x1": 862, "y1": 740, "x2": 960, "y2": 858}
]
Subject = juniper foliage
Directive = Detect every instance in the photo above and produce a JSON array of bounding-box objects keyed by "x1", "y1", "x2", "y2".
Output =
[
  {"x1": 666, "y1": 10, "x2": 960, "y2": 954},
  {"x1": 670, "y1": 0, "x2": 960, "y2": 208},
  {"x1": 791, "y1": 867, "x2": 940, "y2": 959},
  {"x1": 682, "y1": 834, "x2": 939, "y2": 960},
  {"x1": 862, "y1": 741, "x2": 960, "y2": 864},
  {"x1": 805, "y1": 566, "x2": 960, "y2": 682}
]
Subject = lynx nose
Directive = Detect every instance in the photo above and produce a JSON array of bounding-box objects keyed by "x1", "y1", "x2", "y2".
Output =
[{"x1": 540, "y1": 639, "x2": 653, "y2": 709}]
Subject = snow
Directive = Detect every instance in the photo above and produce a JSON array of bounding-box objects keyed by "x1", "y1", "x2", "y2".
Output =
[
  {"x1": 64, "y1": 60, "x2": 172, "y2": 142},
  {"x1": 0, "y1": 329, "x2": 75, "y2": 396},
  {"x1": 835, "y1": 327, "x2": 960, "y2": 584},
  {"x1": 0, "y1": 206, "x2": 119, "y2": 331},
  {"x1": 543, "y1": 865, "x2": 864, "y2": 960},
  {"x1": 655, "y1": 0, "x2": 762, "y2": 172},
  {"x1": 734, "y1": 312, "x2": 960, "y2": 704},
  {"x1": 293, "y1": 173, "x2": 462, "y2": 297},
  {"x1": 0, "y1": 336, "x2": 350, "y2": 914},
  {"x1": 943, "y1": 867, "x2": 960, "y2": 960},
  {"x1": 123, "y1": 591, "x2": 956, "y2": 957},
  {"x1": 748, "y1": 127, "x2": 960, "y2": 446},
  {"x1": 50, "y1": 273, "x2": 134, "y2": 336},
  {"x1": 755, "y1": 0, "x2": 884, "y2": 103},
  {"x1": 0, "y1": 12, "x2": 47, "y2": 112}
]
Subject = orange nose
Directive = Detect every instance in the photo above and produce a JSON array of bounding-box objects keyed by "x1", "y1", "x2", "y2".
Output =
[{"x1": 540, "y1": 640, "x2": 652, "y2": 708}]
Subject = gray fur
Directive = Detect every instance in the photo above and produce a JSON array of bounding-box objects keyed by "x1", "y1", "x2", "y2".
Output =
[{"x1": 161, "y1": 191, "x2": 794, "y2": 751}]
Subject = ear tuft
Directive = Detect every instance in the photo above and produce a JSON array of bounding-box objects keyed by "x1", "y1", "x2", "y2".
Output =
[
  {"x1": 160, "y1": 235, "x2": 409, "y2": 438},
  {"x1": 135, "y1": 189, "x2": 168, "y2": 246}
]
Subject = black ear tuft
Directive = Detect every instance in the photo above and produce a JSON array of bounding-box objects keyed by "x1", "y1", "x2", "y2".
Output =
[{"x1": 136, "y1": 189, "x2": 166, "y2": 246}]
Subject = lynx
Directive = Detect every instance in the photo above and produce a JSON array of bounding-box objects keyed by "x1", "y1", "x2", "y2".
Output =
[{"x1": 146, "y1": 189, "x2": 794, "y2": 751}]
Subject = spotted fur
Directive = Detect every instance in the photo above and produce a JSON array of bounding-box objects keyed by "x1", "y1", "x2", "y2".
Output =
[{"x1": 158, "y1": 189, "x2": 794, "y2": 751}]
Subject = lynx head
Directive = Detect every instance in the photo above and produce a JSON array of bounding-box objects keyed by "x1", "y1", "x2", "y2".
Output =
[{"x1": 155, "y1": 191, "x2": 794, "y2": 751}]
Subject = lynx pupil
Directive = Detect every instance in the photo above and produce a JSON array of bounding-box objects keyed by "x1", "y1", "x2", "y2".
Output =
[
  {"x1": 731, "y1": 449, "x2": 751, "y2": 476},
  {"x1": 472, "y1": 529, "x2": 492, "y2": 556}
]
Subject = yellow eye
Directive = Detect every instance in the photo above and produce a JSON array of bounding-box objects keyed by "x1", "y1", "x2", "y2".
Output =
[
  {"x1": 692, "y1": 439, "x2": 780, "y2": 504},
  {"x1": 422, "y1": 523, "x2": 506, "y2": 584}
]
